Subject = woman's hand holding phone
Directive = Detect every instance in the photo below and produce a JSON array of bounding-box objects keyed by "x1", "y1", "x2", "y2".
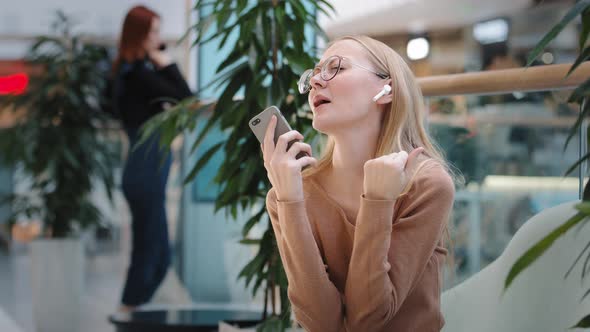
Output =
[
  {"x1": 148, "y1": 49, "x2": 172, "y2": 69},
  {"x1": 262, "y1": 115, "x2": 317, "y2": 202}
]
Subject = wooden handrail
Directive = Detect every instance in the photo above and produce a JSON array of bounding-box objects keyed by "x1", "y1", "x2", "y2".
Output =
[
  {"x1": 3, "y1": 62, "x2": 588, "y2": 128},
  {"x1": 417, "y1": 62, "x2": 590, "y2": 97}
]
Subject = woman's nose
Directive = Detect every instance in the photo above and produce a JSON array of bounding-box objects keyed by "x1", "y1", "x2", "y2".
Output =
[{"x1": 309, "y1": 72, "x2": 326, "y2": 90}]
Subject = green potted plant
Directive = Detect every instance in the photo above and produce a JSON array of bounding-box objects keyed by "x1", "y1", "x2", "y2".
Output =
[
  {"x1": 505, "y1": 0, "x2": 590, "y2": 328},
  {"x1": 0, "y1": 12, "x2": 118, "y2": 332},
  {"x1": 139, "y1": 1, "x2": 333, "y2": 330}
]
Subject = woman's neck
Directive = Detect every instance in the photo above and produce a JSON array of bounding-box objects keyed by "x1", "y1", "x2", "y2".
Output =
[
  {"x1": 334, "y1": 115, "x2": 380, "y2": 171},
  {"x1": 320, "y1": 122, "x2": 381, "y2": 195}
]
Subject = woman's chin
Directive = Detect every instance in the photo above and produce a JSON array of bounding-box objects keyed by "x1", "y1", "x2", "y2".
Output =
[{"x1": 312, "y1": 116, "x2": 334, "y2": 135}]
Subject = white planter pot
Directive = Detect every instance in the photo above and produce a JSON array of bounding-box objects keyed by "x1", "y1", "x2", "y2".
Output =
[{"x1": 31, "y1": 238, "x2": 84, "y2": 332}]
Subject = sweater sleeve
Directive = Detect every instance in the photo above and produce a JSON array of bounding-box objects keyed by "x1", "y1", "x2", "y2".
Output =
[
  {"x1": 156, "y1": 63, "x2": 192, "y2": 97},
  {"x1": 344, "y1": 167, "x2": 454, "y2": 332},
  {"x1": 132, "y1": 63, "x2": 192, "y2": 101},
  {"x1": 266, "y1": 188, "x2": 345, "y2": 332}
]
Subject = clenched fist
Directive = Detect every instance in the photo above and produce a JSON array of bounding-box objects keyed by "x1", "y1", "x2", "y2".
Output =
[{"x1": 363, "y1": 148, "x2": 425, "y2": 201}]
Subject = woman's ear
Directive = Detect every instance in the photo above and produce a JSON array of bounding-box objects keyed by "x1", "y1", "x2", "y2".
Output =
[{"x1": 375, "y1": 80, "x2": 393, "y2": 105}]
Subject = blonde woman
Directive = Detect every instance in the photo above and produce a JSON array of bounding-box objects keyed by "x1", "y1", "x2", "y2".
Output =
[{"x1": 262, "y1": 35, "x2": 455, "y2": 332}]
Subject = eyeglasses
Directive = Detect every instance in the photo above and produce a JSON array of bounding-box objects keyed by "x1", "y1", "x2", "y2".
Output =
[{"x1": 297, "y1": 55, "x2": 389, "y2": 94}]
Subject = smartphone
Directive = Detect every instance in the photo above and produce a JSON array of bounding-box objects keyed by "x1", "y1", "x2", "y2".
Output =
[{"x1": 249, "y1": 106, "x2": 308, "y2": 159}]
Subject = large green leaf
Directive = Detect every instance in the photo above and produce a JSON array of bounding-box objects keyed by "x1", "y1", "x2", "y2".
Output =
[
  {"x1": 583, "y1": 245, "x2": 590, "y2": 279},
  {"x1": 216, "y1": 46, "x2": 248, "y2": 73},
  {"x1": 242, "y1": 207, "x2": 267, "y2": 238},
  {"x1": 197, "y1": 20, "x2": 242, "y2": 46},
  {"x1": 564, "y1": 151, "x2": 590, "y2": 176},
  {"x1": 567, "y1": 78, "x2": 590, "y2": 104},
  {"x1": 580, "y1": 7, "x2": 590, "y2": 50},
  {"x1": 527, "y1": 0, "x2": 590, "y2": 66},
  {"x1": 564, "y1": 236, "x2": 590, "y2": 279},
  {"x1": 567, "y1": 46, "x2": 590, "y2": 77},
  {"x1": 505, "y1": 210, "x2": 588, "y2": 290},
  {"x1": 188, "y1": 107, "x2": 223, "y2": 154},
  {"x1": 576, "y1": 201, "x2": 590, "y2": 214},
  {"x1": 257, "y1": 316, "x2": 287, "y2": 332},
  {"x1": 571, "y1": 314, "x2": 590, "y2": 328},
  {"x1": 183, "y1": 141, "x2": 224, "y2": 185},
  {"x1": 239, "y1": 238, "x2": 261, "y2": 245},
  {"x1": 251, "y1": 270, "x2": 268, "y2": 298},
  {"x1": 62, "y1": 148, "x2": 80, "y2": 169},
  {"x1": 317, "y1": 2, "x2": 335, "y2": 18},
  {"x1": 215, "y1": 2, "x2": 233, "y2": 32},
  {"x1": 239, "y1": 249, "x2": 267, "y2": 286},
  {"x1": 563, "y1": 95, "x2": 590, "y2": 151}
]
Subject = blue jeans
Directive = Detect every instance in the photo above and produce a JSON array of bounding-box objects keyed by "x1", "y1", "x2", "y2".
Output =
[{"x1": 120, "y1": 128, "x2": 172, "y2": 306}]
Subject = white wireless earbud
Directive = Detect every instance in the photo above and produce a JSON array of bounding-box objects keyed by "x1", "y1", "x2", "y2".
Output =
[{"x1": 372, "y1": 84, "x2": 392, "y2": 102}]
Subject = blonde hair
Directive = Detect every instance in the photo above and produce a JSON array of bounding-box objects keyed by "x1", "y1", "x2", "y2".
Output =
[{"x1": 302, "y1": 35, "x2": 457, "y2": 272}]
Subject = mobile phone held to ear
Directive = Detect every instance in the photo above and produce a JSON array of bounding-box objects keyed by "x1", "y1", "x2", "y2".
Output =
[{"x1": 249, "y1": 106, "x2": 308, "y2": 159}]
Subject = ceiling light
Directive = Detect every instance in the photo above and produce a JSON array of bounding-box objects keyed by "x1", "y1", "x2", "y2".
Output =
[
  {"x1": 473, "y1": 18, "x2": 509, "y2": 44},
  {"x1": 541, "y1": 52, "x2": 554, "y2": 64},
  {"x1": 406, "y1": 37, "x2": 429, "y2": 61}
]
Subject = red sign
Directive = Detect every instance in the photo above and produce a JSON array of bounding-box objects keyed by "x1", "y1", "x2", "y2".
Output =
[{"x1": 0, "y1": 73, "x2": 28, "y2": 95}]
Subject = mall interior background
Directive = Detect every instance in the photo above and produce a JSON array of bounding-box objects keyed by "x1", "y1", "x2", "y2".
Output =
[{"x1": 0, "y1": 0, "x2": 584, "y2": 331}]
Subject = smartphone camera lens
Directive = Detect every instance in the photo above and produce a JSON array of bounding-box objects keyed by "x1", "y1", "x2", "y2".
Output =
[{"x1": 252, "y1": 118, "x2": 261, "y2": 126}]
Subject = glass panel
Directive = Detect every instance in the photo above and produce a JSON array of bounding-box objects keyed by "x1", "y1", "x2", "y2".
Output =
[
  {"x1": 428, "y1": 90, "x2": 582, "y2": 287},
  {"x1": 190, "y1": 119, "x2": 225, "y2": 202},
  {"x1": 197, "y1": 5, "x2": 239, "y2": 99}
]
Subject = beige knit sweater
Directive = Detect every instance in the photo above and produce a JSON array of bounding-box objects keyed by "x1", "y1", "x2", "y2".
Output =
[{"x1": 265, "y1": 164, "x2": 454, "y2": 332}]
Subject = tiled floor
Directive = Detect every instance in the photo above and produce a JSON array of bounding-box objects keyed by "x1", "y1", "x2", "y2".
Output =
[
  {"x1": 0, "y1": 187, "x2": 188, "y2": 331},
  {"x1": 0, "y1": 140, "x2": 190, "y2": 332},
  {"x1": 0, "y1": 224, "x2": 201, "y2": 332},
  {"x1": 0, "y1": 232, "x2": 131, "y2": 332}
]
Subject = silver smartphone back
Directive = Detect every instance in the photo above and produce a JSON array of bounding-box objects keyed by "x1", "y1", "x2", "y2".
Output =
[
  {"x1": 249, "y1": 106, "x2": 309, "y2": 161},
  {"x1": 249, "y1": 106, "x2": 293, "y2": 145}
]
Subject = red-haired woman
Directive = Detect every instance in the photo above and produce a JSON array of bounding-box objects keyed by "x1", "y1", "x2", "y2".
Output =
[{"x1": 113, "y1": 5, "x2": 191, "y2": 312}]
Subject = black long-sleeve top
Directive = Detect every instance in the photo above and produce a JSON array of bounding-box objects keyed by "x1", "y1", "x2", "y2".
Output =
[{"x1": 115, "y1": 59, "x2": 192, "y2": 129}]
